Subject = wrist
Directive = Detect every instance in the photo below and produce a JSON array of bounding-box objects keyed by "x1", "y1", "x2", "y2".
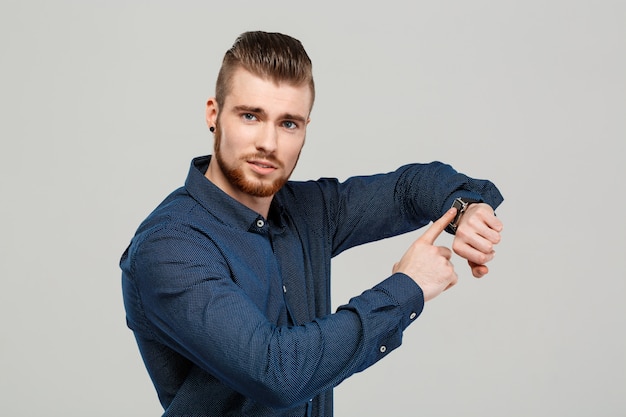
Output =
[{"x1": 446, "y1": 197, "x2": 479, "y2": 234}]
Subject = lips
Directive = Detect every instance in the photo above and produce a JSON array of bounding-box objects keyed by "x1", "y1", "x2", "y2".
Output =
[
  {"x1": 249, "y1": 160, "x2": 275, "y2": 169},
  {"x1": 247, "y1": 159, "x2": 278, "y2": 175}
]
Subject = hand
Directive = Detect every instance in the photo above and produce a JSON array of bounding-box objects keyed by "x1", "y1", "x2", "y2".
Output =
[
  {"x1": 452, "y1": 203, "x2": 503, "y2": 278},
  {"x1": 392, "y1": 208, "x2": 458, "y2": 302}
]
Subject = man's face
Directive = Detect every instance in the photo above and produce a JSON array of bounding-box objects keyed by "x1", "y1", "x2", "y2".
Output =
[{"x1": 208, "y1": 67, "x2": 311, "y2": 200}]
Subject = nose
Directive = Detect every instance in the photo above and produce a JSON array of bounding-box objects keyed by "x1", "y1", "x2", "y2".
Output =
[{"x1": 255, "y1": 124, "x2": 278, "y2": 154}]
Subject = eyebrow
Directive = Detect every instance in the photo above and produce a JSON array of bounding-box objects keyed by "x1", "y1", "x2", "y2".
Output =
[{"x1": 233, "y1": 105, "x2": 307, "y2": 124}]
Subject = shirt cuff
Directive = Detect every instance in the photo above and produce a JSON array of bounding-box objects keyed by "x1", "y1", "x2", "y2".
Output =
[{"x1": 373, "y1": 272, "x2": 425, "y2": 330}]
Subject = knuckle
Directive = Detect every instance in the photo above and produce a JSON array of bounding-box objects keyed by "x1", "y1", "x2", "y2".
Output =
[
  {"x1": 448, "y1": 270, "x2": 458, "y2": 285},
  {"x1": 455, "y1": 227, "x2": 470, "y2": 241},
  {"x1": 476, "y1": 253, "x2": 489, "y2": 265}
]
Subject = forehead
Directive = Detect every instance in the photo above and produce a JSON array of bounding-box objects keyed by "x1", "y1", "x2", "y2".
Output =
[{"x1": 224, "y1": 67, "x2": 312, "y2": 117}]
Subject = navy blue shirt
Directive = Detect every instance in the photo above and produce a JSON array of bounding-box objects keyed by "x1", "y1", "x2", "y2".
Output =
[{"x1": 120, "y1": 155, "x2": 503, "y2": 416}]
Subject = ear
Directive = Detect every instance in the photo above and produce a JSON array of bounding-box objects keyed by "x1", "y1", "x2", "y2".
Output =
[{"x1": 205, "y1": 97, "x2": 218, "y2": 129}]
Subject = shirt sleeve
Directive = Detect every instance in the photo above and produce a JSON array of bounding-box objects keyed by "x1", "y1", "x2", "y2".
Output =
[
  {"x1": 297, "y1": 161, "x2": 504, "y2": 256},
  {"x1": 125, "y1": 223, "x2": 425, "y2": 410}
]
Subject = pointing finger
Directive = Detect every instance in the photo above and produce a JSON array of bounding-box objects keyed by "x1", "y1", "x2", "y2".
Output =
[{"x1": 418, "y1": 208, "x2": 457, "y2": 245}]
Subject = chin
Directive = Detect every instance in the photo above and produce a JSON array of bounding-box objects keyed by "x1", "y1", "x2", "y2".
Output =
[{"x1": 240, "y1": 177, "x2": 287, "y2": 197}]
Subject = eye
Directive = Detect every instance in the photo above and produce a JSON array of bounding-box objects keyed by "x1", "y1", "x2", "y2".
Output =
[
  {"x1": 282, "y1": 120, "x2": 298, "y2": 130},
  {"x1": 242, "y1": 113, "x2": 257, "y2": 121}
]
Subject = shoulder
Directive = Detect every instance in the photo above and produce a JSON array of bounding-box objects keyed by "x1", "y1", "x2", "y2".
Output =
[{"x1": 275, "y1": 178, "x2": 342, "y2": 213}]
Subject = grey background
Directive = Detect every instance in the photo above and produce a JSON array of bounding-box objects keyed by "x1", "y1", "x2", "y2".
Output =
[{"x1": 1, "y1": 1, "x2": 624, "y2": 416}]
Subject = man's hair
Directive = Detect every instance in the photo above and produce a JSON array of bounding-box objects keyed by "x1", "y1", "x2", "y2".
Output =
[{"x1": 215, "y1": 31, "x2": 315, "y2": 111}]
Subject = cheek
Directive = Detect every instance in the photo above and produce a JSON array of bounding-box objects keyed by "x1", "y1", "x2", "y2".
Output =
[
  {"x1": 284, "y1": 140, "x2": 305, "y2": 166},
  {"x1": 218, "y1": 129, "x2": 246, "y2": 156}
]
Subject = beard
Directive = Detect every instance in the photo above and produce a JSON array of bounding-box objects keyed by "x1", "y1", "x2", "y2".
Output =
[{"x1": 213, "y1": 125, "x2": 299, "y2": 198}]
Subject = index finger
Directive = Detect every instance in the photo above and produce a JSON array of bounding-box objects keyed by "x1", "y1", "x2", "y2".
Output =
[{"x1": 418, "y1": 208, "x2": 457, "y2": 244}]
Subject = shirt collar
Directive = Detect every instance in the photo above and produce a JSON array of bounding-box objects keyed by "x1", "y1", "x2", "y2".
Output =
[{"x1": 185, "y1": 155, "x2": 286, "y2": 233}]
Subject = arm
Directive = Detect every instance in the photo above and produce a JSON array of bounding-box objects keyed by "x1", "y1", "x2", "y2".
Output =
[
  {"x1": 296, "y1": 161, "x2": 503, "y2": 257},
  {"x1": 308, "y1": 162, "x2": 504, "y2": 278},
  {"x1": 127, "y1": 224, "x2": 424, "y2": 409}
]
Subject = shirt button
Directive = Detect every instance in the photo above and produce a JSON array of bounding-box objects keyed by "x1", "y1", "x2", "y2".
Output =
[
  {"x1": 283, "y1": 285, "x2": 287, "y2": 293},
  {"x1": 410, "y1": 312, "x2": 417, "y2": 320},
  {"x1": 256, "y1": 219, "x2": 265, "y2": 228},
  {"x1": 379, "y1": 345, "x2": 387, "y2": 353}
]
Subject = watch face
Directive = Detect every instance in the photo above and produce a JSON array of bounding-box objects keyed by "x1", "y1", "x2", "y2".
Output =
[
  {"x1": 453, "y1": 198, "x2": 468, "y2": 211},
  {"x1": 449, "y1": 198, "x2": 477, "y2": 233}
]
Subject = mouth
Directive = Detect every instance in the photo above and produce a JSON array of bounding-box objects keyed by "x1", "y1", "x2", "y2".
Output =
[
  {"x1": 249, "y1": 160, "x2": 275, "y2": 169},
  {"x1": 247, "y1": 159, "x2": 278, "y2": 175}
]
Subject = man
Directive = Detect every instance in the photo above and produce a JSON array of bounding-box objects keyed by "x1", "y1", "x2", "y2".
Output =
[{"x1": 121, "y1": 31, "x2": 504, "y2": 416}]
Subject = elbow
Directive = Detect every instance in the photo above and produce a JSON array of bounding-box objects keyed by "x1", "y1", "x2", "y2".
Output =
[
  {"x1": 251, "y1": 383, "x2": 312, "y2": 410},
  {"x1": 242, "y1": 366, "x2": 316, "y2": 409}
]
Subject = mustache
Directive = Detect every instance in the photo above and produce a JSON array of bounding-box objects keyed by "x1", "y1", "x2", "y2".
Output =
[{"x1": 242, "y1": 152, "x2": 284, "y2": 169}]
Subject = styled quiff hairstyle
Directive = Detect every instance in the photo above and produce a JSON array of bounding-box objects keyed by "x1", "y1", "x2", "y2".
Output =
[{"x1": 215, "y1": 31, "x2": 315, "y2": 111}]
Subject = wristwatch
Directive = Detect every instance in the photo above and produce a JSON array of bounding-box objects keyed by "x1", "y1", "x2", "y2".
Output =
[{"x1": 446, "y1": 197, "x2": 479, "y2": 234}]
